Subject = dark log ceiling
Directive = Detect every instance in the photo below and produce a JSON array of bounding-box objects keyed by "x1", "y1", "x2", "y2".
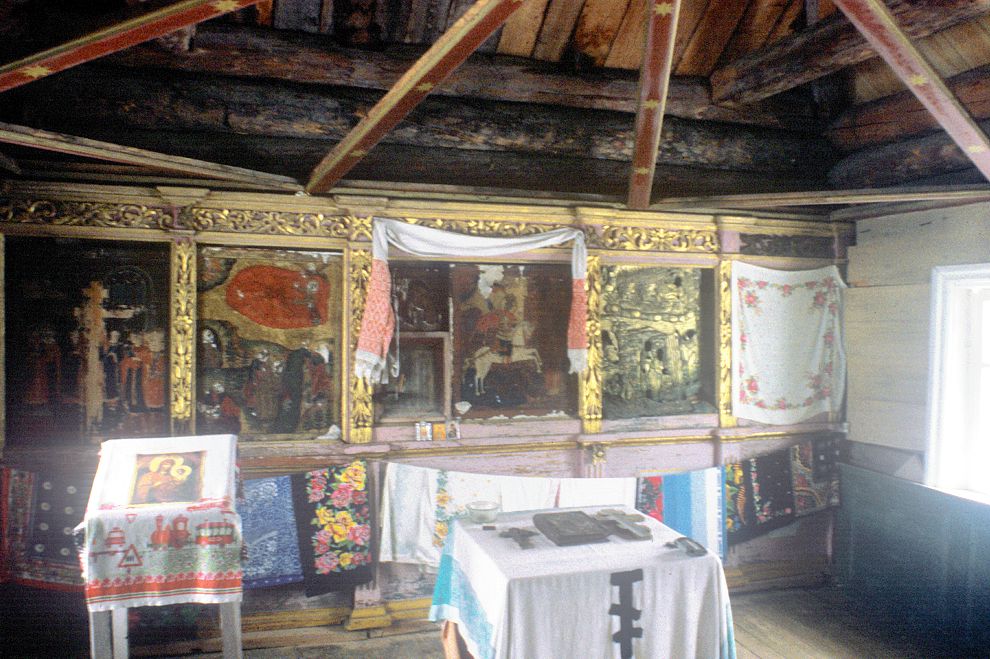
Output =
[{"x1": 2, "y1": 0, "x2": 990, "y2": 207}]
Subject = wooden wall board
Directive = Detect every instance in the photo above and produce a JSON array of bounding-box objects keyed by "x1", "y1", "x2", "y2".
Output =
[
  {"x1": 845, "y1": 284, "x2": 930, "y2": 451},
  {"x1": 497, "y1": 0, "x2": 551, "y2": 56},
  {"x1": 675, "y1": 0, "x2": 748, "y2": 76},
  {"x1": 532, "y1": 0, "x2": 585, "y2": 61},
  {"x1": 572, "y1": 0, "x2": 630, "y2": 66},
  {"x1": 848, "y1": 203, "x2": 990, "y2": 286}
]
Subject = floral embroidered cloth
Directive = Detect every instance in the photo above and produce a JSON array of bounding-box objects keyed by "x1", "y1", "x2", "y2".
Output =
[
  {"x1": 240, "y1": 476, "x2": 303, "y2": 589},
  {"x1": 290, "y1": 461, "x2": 373, "y2": 596},
  {"x1": 731, "y1": 262, "x2": 846, "y2": 424}
]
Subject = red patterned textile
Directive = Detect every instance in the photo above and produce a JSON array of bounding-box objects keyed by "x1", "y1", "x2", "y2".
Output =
[{"x1": 568, "y1": 278, "x2": 588, "y2": 350}]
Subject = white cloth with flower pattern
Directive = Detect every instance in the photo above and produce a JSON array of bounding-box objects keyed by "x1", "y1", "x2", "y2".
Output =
[{"x1": 731, "y1": 262, "x2": 846, "y2": 424}]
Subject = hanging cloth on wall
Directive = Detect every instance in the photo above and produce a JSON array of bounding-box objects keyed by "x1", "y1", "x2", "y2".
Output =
[
  {"x1": 354, "y1": 219, "x2": 588, "y2": 383},
  {"x1": 731, "y1": 262, "x2": 846, "y2": 424}
]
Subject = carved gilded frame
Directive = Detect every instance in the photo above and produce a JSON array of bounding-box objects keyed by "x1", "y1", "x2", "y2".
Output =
[{"x1": 0, "y1": 184, "x2": 850, "y2": 451}]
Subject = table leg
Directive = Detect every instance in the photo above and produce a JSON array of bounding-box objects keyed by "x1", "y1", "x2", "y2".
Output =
[
  {"x1": 88, "y1": 610, "x2": 112, "y2": 659},
  {"x1": 219, "y1": 601, "x2": 243, "y2": 659},
  {"x1": 111, "y1": 608, "x2": 128, "y2": 659}
]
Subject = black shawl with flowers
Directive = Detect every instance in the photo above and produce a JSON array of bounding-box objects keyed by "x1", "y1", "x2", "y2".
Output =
[{"x1": 290, "y1": 461, "x2": 373, "y2": 596}]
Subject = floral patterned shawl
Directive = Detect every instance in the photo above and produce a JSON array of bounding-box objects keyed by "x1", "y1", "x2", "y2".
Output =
[{"x1": 291, "y1": 461, "x2": 373, "y2": 596}]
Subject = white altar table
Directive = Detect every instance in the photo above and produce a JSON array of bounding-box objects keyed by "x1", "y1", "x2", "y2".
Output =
[{"x1": 429, "y1": 507, "x2": 735, "y2": 659}]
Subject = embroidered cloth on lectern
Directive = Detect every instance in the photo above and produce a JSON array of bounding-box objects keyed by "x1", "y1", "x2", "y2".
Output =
[
  {"x1": 731, "y1": 262, "x2": 846, "y2": 424},
  {"x1": 79, "y1": 434, "x2": 242, "y2": 611}
]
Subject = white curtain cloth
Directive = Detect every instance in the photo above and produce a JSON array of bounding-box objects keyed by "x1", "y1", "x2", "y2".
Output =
[
  {"x1": 355, "y1": 219, "x2": 588, "y2": 382},
  {"x1": 731, "y1": 262, "x2": 846, "y2": 424}
]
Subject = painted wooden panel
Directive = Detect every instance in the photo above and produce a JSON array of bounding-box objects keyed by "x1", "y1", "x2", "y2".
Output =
[
  {"x1": 836, "y1": 464, "x2": 990, "y2": 655},
  {"x1": 767, "y1": 0, "x2": 803, "y2": 42}
]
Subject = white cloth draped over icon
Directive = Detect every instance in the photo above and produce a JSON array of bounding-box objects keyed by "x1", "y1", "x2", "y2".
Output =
[{"x1": 354, "y1": 219, "x2": 589, "y2": 383}]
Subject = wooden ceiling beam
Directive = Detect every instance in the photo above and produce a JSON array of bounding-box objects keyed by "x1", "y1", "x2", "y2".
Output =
[
  {"x1": 305, "y1": 0, "x2": 528, "y2": 194},
  {"x1": 0, "y1": 121, "x2": 302, "y2": 191},
  {"x1": 710, "y1": 0, "x2": 990, "y2": 106},
  {"x1": 651, "y1": 184, "x2": 990, "y2": 210},
  {"x1": 829, "y1": 52, "x2": 990, "y2": 153},
  {"x1": 833, "y1": 0, "x2": 990, "y2": 183},
  {"x1": 0, "y1": 0, "x2": 262, "y2": 94},
  {"x1": 627, "y1": 0, "x2": 682, "y2": 209},
  {"x1": 106, "y1": 25, "x2": 816, "y2": 130}
]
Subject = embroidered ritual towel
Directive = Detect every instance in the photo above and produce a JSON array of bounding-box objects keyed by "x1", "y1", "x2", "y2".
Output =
[
  {"x1": 725, "y1": 449, "x2": 795, "y2": 546},
  {"x1": 636, "y1": 468, "x2": 725, "y2": 558},
  {"x1": 379, "y1": 463, "x2": 559, "y2": 567},
  {"x1": 81, "y1": 502, "x2": 243, "y2": 611},
  {"x1": 291, "y1": 462, "x2": 373, "y2": 596},
  {"x1": 1, "y1": 467, "x2": 87, "y2": 589},
  {"x1": 791, "y1": 436, "x2": 841, "y2": 516},
  {"x1": 240, "y1": 476, "x2": 303, "y2": 589},
  {"x1": 731, "y1": 262, "x2": 846, "y2": 424},
  {"x1": 355, "y1": 219, "x2": 588, "y2": 382}
]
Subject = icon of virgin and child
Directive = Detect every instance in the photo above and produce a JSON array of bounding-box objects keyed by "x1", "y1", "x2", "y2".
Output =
[{"x1": 130, "y1": 452, "x2": 202, "y2": 505}]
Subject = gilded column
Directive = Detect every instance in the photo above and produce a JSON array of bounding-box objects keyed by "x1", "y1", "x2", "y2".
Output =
[
  {"x1": 579, "y1": 255, "x2": 603, "y2": 434},
  {"x1": 347, "y1": 248, "x2": 374, "y2": 444},
  {"x1": 170, "y1": 237, "x2": 196, "y2": 434},
  {"x1": 717, "y1": 259, "x2": 736, "y2": 428}
]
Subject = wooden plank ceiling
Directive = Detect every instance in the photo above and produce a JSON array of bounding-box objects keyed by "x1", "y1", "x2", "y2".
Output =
[{"x1": 2, "y1": 0, "x2": 990, "y2": 210}]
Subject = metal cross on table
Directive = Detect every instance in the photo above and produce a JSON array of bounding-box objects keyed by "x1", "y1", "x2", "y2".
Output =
[
  {"x1": 595, "y1": 509, "x2": 652, "y2": 540},
  {"x1": 499, "y1": 527, "x2": 538, "y2": 549}
]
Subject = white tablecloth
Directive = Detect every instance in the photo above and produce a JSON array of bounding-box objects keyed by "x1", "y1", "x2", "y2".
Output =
[{"x1": 429, "y1": 507, "x2": 735, "y2": 659}]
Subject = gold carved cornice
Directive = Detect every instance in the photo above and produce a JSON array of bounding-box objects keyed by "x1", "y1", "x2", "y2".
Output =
[
  {"x1": 185, "y1": 207, "x2": 357, "y2": 238},
  {"x1": 601, "y1": 225, "x2": 718, "y2": 253},
  {"x1": 0, "y1": 198, "x2": 171, "y2": 230}
]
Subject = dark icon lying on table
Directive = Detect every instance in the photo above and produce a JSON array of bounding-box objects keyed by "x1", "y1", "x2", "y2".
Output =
[
  {"x1": 500, "y1": 527, "x2": 538, "y2": 549},
  {"x1": 665, "y1": 536, "x2": 708, "y2": 556},
  {"x1": 532, "y1": 511, "x2": 610, "y2": 546},
  {"x1": 594, "y1": 509, "x2": 652, "y2": 541}
]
